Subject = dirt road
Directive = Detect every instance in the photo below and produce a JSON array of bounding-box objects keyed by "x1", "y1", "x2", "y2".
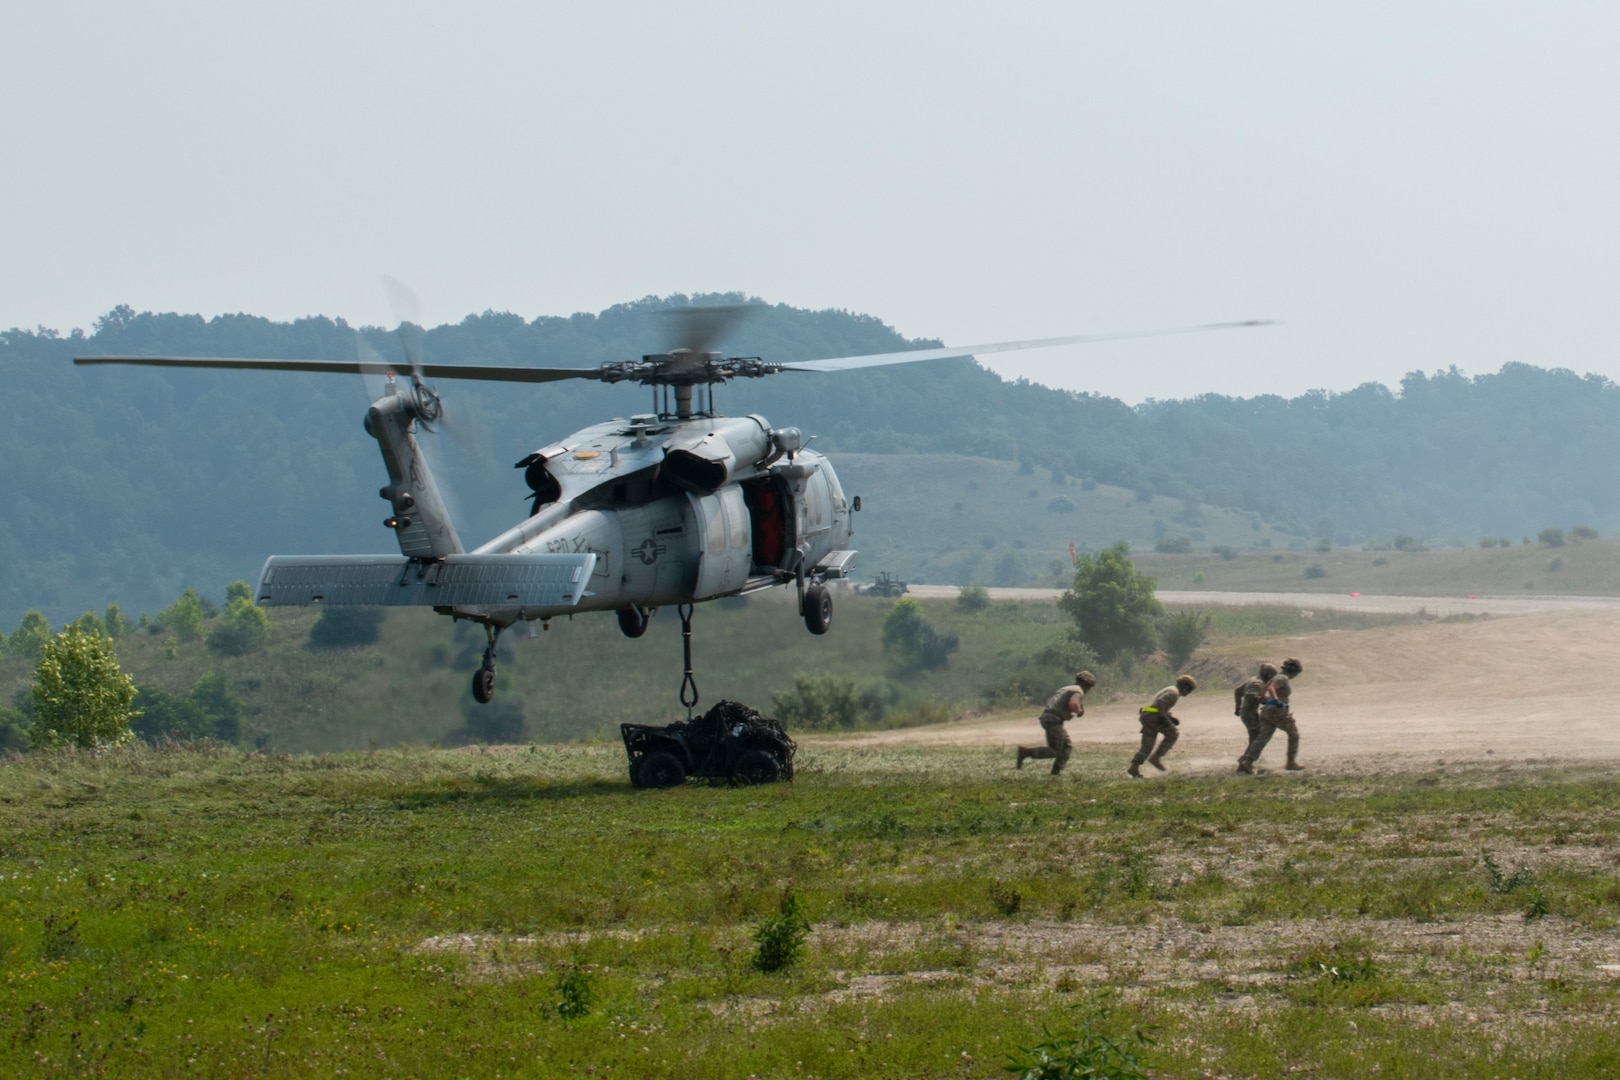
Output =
[
  {"x1": 905, "y1": 583, "x2": 1620, "y2": 617},
  {"x1": 816, "y1": 601, "x2": 1620, "y2": 771}
]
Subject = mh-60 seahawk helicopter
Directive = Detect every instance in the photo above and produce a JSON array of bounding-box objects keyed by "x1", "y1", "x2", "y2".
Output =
[{"x1": 76, "y1": 306, "x2": 1266, "y2": 708}]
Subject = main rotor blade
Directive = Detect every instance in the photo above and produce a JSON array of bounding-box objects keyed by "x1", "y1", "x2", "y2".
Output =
[
  {"x1": 381, "y1": 275, "x2": 426, "y2": 374},
  {"x1": 779, "y1": 320, "x2": 1276, "y2": 373},
  {"x1": 73, "y1": 355, "x2": 607, "y2": 384},
  {"x1": 657, "y1": 303, "x2": 756, "y2": 357}
]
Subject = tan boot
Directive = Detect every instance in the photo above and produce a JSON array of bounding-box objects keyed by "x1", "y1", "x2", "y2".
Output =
[
  {"x1": 1147, "y1": 753, "x2": 1167, "y2": 772},
  {"x1": 1127, "y1": 762, "x2": 1142, "y2": 778},
  {"x1": 1285, "y1": 760, "x2": 1305, "y2": 771},
  {"x1": 1015, "y1": 748, "x2": 1028, "y2": 770}
]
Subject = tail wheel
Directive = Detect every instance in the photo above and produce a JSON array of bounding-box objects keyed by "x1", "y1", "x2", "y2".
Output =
[
  {"x1": 471, "y1": 666, "x2": 495, "y2": 704},
  {"x1": 638, "y1": 751, "x2": 686, "y2": 789},
  {"x1": 803, "y1": 584, "x2": 832, "y2": 635},
  {"x1": 733, "y1": 748, "x2": 782, "y2": 786},
  {"x1": 616, "y1": 606, "x2": 649, "y2": 639}
]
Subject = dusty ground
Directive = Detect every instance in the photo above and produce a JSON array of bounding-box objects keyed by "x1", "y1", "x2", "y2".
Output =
[{"x1": 816, "y1": 598, "x2": 1620, "y2": 771}]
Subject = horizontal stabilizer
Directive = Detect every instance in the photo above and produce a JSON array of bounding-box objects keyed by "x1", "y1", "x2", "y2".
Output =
[{"x1": 256, "y1": 553, "x2": 597, "y2": 608}]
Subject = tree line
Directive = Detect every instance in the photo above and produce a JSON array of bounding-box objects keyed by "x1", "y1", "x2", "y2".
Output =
[{"x1": 7, "y1": 296, "x2": 1620, "y2": 624}]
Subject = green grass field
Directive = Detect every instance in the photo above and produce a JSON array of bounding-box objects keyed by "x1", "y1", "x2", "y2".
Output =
[{"x1": 1, "y1": 744, "x2": 1616, "y2": 1077}]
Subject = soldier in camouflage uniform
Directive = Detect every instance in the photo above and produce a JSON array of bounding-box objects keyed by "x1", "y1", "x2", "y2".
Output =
[
  {"x1": 1233, "y1": 661, "x2": 1279, "y2": 748},
  {"x1": 1237, "y1": 657, "x2": 1304, "y2": 773},
  {"x1": 1128, "y1": 674, "x2": 1197, "y2": 778},
  {"x1": 1016, "y1": 671, "x2": 1096, "y2": 775}
]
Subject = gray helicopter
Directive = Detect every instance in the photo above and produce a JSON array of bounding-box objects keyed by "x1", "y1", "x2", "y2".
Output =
[{"x1": 75, "y1": 309, "x2": 1266, "y2": 706}]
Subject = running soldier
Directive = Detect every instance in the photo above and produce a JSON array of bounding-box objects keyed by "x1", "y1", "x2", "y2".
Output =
[
  {"x1": 1233, "y1": 661, "x2": 1279, "y2": 748},
  {"x1": 1237, "y1": 657, "x2": 1304, "y2": 773},
  {"x1": 1016, "y1": 672, "x2": 1096, "y2": 775},
  {"x1": 1128, "y1": 674, "x2": 1197, "y2": 778}
]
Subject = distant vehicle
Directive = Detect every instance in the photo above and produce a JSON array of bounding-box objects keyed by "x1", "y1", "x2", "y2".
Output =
[
  {"x1": 857, "y1": 571, "x2": 909, "y2": 597},
  {"x1": 621, "y1": 700, "x2": 796, "y2": 787}
]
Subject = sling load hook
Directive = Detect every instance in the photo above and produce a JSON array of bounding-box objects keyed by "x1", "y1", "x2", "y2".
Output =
[{"x1": 678, "y1": 602, "x2": 699, "y2": 718}]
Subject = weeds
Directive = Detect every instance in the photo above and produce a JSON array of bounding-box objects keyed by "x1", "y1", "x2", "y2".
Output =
[
  {"x1": 1482, "y1": 850, "x2": 1535, "y2": 894},
  {"x1": 1005, "y1": 1005, "x2": 1155, "y2": 1080},
  {"x1": 752, "y1": 890, "x2": 810, "y2": 973},
  {"x1": 989, "y1": 881, "x2": 1024, "y2": 916},
  {"x1": 554, "y1": 966, "x2": 593, "y2": 1020}
]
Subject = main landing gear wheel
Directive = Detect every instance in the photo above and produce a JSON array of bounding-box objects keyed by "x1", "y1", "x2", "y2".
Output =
[
  {"x1": 471, "y1": 666, "x2": 495, "y2": 704},
  {"x1": 617, "y1": 606, "x2": 649, "y2": 639},
  {"x1": 803, "y1": 583, "x2": 832, "y2": 635},
  {"x1": 471, "y1": 624, "x2": 502, "y2": 704}
]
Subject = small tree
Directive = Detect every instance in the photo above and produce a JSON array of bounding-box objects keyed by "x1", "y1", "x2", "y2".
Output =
[
  {"x1": 207, "y1": 583, "x2": 270, "y2": 656},
  {"x1": 103, "y1": 603, "x2": 130, "y2": 640},
  {"x1": 9, "y1": 610, "x2": 53, "y2": 661},
  {"x1": 1058, "y1": 542, "x2": 1162, "y2": 663},
  {"x1": 29, "y1": 627, "x2": 138, "y2": 749},
  {"x1": 158, "y1": 588, "x2": 207, "y2": 643},
  {"x1": 1538, "y1": 527, "x2": 1566, "y2": 548}
]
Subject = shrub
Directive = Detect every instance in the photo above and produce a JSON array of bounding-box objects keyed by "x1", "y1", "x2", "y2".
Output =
[
  {"x1": 1159, "y1": 610, "x2": 1210, "y2": 670},
  {"x1": 1479, "y1": 537, "x2": 1499, "y2": 549},
  {"x1": 308, "y1": 607, "x2": 387, "y2": 650},
  {"x1": 132, "y1": 686, "x2": 213, "y2": 743},
  {"x1": 1153, "y1": 537, "x2": 1192, "y2": 554},
  {"x1": 1392, "y1": 535, "x2": 1424, "y2": 552},
  {"x1": 443, "y1": 697, "x2": 527, "y2": 746},
  {"x1": 881, "y1": 598, "x2": 960, "y2": 672},
  {"x1": 1211, "y1": 545, "x2": 1236, "y2": 560},
  {"x1": 1572, "y1": 525, "x2": 1599, "y2": 540},
  {"x1": 771, "y1": 674, "x2": 888, "y2": 730},
  {"x1": 1538, "y1": 527, "x2": 1566, "y2": 547},
  {"x1": 956, "y1": 585, "x2": 991, "y2": 612},
  {"x1": 751, "y1": 891, "x2": 810, "y2": 973},
  {"x1": 1304, "y1": 563, "x2": 1327, "y2": 579},
  {"x1": 1047, "y1": 495, "x2": 1076, "y2": 514},
  {"x1": 207, "y1": 584, "x2": 270, "y2": 656}
]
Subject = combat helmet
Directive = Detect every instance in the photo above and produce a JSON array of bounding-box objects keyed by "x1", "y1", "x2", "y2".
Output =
[
  {"x1": 1258, "y1": 661, "x2": 1279, "y2": 680},
  {"x1": 1280, "y1": 657, "x2": 1303, "y2": 677},
  {"x1": 1175, "y1": 674, "x2": 1197, "y2": 694},
  {"x1": 1075, "y1": 671, "x2": 1097, "y2": 690}
]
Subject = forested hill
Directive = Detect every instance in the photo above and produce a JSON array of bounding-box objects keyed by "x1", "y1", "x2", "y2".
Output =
[{"x1": 4, "y1": 294, "x2": 1618, "y2": 625}]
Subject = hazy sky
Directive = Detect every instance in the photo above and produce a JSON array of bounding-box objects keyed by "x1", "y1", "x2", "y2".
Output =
[{"x1": 5, "y1": 2, "x2": 1618, "y2": 402}]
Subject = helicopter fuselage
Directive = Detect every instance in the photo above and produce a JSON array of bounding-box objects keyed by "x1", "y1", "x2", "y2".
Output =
[{"x1": 447, "y1": 411, "x2": 856, "y2": 627}]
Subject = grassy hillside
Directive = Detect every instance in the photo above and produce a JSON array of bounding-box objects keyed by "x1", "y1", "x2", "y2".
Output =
[
  {"x1": 1, "y1": 593, "x2": 1409, "y2": 754},
  {"x1": 1136, "y1": 534, "x2": 1620, "y2": 596},
  {"x1": 1, "y1": 744, "x2": 1616, "y2": 1077},
  {"x1": 834, "y1": 452, "x2": 1294, "y2": 586}
]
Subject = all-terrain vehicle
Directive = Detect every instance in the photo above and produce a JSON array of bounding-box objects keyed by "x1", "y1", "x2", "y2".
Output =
[{"x1": 621, "y1": 700, "x2": 797, "y2": 788}]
